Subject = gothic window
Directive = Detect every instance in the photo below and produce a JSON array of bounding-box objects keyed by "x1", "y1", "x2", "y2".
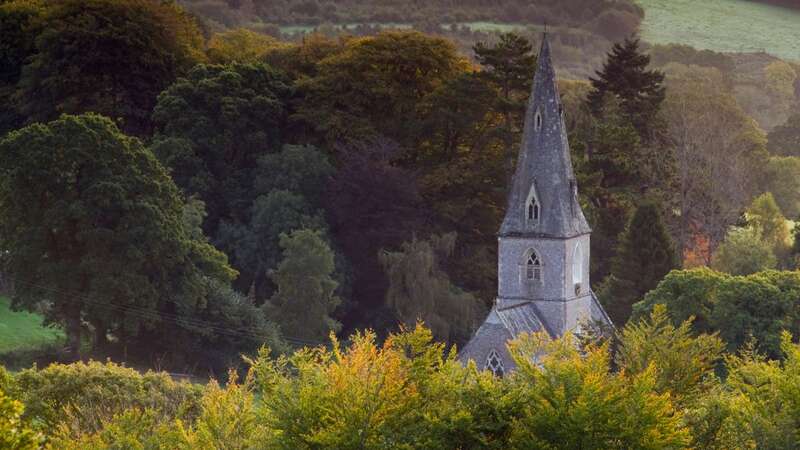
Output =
[
  {"x1": 524, "y1": 249, "x2": 542, "y2": 282},
  {"x1": 485, "y1": 349, "x2": 505, "y2": 377},
  {"x1": 534, "y1": 109, "x2": 543, "y2": 131},
  {"x1": 526, "y1": 183, "x2": 540, "y2": 226},
  {"x1": 572, "y1": 242, "x2": 583, "y2": 290}
]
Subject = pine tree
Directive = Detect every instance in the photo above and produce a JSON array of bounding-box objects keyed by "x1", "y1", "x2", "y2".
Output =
[
  {"x1": 588, "y1": 36, "x2": 665, "y2": 138},
  {"x1": 599, "y1": 202, "x2": 678, "y2": 325}
]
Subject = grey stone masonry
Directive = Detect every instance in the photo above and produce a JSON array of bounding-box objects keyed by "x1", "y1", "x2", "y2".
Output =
[{"x1": 459, "y1": 34, "x2": 613, "y2": 373}]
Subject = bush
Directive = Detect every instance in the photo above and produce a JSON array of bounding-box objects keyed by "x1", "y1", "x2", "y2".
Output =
[{"x1": 13, "y1": 361, "x2": 203, "y2": 435}]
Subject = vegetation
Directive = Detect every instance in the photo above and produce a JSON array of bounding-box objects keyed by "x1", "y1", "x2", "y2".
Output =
[
  {"x1": 1, "y1": 316, "x2": 800, "y2": 448},
  {"x1": 637, "y1": 0, "x2": 800, "y2": 62},
  {"x1": 0, "y1": 297, "x2": 62, "y2": 354},
  {"x1": 2, "y1": 0, "x2": 800, "y2": 446}
]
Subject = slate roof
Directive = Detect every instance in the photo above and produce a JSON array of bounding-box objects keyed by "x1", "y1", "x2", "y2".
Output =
[{"x1": 499, "y1": 35, "x2": 591, "y2": 238}]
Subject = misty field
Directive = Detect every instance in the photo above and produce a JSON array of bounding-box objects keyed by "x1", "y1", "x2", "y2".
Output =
[{"x1": 637, "y1": 0, "x2": 800, "y2": 60}]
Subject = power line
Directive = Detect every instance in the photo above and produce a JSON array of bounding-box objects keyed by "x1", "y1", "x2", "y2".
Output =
[{"x1": 4, "y1": 274, "x2": 325, "y2": 348}]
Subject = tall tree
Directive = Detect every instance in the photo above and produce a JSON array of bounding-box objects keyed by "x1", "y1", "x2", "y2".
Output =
[
  {"x1": 588, "y1": 36, "x2": 666, "y2": 138},
  {"x1": 379, "y1": 233, "x2": 483, "y2": 344},
  {"x1": 0, "y1": 114, "x2": 235, "y2": 356},
  {"x1": 0, "y1": 0, "x2": 44, "y2": 136},
  {"x1": 324, "y1": 138, "x2": 427, "y2": 329},
  {"x1": 15, "y1": 0, "x2": 205, "y2": 136},
  {"x1": 768, "y1": 109, "x2": 800, "y2": 157},
  {"x1": 599, "y1": 202, "x2": 678, "y2": 326},
  {"x1": 295, "y1": 30, "x2": 468, "y2": 147},
  {"x1": 265, "y1": 229, "x2": 341, "y2": 342},
  {"x1": 473, "y1": 32, "x2": 537, "y2": 177},
  {"x1": 152, "y1": 62, "x2": 292, "y2": 237}
]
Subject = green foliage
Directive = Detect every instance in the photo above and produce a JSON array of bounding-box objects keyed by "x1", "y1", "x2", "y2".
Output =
[
  {"x1": 633, "y1": 268, "x2": 725, "y2": 334},
  {"x1": 207, "y1": 28, "x2": 286, "y2": 64},
  {"x1": 616, "y1": 305, "x2": 724, "y2": 404},
  {"x1": 12, "y1": 360, "x2": 202, "y2": 435},
  {"x1": 599, "y1": 202, "x2": 678, "y2": 325},
  {"x1": 747, "y1": 192, "x2": 791, "y2": 253},
  {"x1": 152, "y1": 62, "x2": 292, "y2": 236},
  {"x1": 764, "y1": 156, "x2": 800, "y2": 218},
  {"x1": 379, "y1": 234, "x2": 484, "y2": 344},
  {"x1": 712, "y1": 227, "x2": 777, "y2": 275},
  {"x1": 266, "y1": 229, "x2": 341, "y2": 342},
  {"x1": 296, "y1": 30, "x2": 468, "y2": 145},
  {"x1": 0, "y1": 113, "x2": 235, "y2": 357},
  {"x1": 0, "y1": 388, "x2": 41, "y2": 450},
  {"x1": 507, "y1": 333, "x2": 691, "y2": 449},
  {"x1": 768, "y1": 110, "x2": 800, "y2": 157},
  {"x1": 635, "y1": 268, "x2": 800, "y2": 359},
  {"x1": 14, "y1": 0, "x2": 205, "y2": 135},
  {"x1": 588, "y1": 36, "x2": 666, "y2": 137}
]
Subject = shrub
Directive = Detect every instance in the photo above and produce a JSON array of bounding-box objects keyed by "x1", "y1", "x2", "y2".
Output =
[{"x1": 13, "y1": 360, "x2": 202, "y2": 435}]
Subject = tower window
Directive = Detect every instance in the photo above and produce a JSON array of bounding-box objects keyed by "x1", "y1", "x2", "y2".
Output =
[
  {"x1": 485, "y1": 349, "x2": 505, "y2": 377},
  {"x1": 572, "y1": 242, "x2": 583, "y2": 293},
  {"x1": 526, "y1": 183, "x2": 540, "y2": 226},
  {"x1": 534, "y1": 109, "x2": 542, "y2": 131},
  {"x1": 525, "y1": 250, "x2": 542, "y2": 282}
]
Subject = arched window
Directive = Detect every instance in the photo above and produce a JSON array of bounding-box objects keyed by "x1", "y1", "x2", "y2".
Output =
[
  {"x1": 524, "y1": 249, "x2": 542, "y2": 282},
  {"x1": 572, "y1": 242, "x2": 583, "y2": 293},
  {"x1": 485, "y1": 349, "x2": 505, "y2": 377},
  {"x1": 526, "y1": 183, "x2": 540, "y2": 225},
  {"x1": 534, "y1": 109, "x2": 543, "y2": 131}
]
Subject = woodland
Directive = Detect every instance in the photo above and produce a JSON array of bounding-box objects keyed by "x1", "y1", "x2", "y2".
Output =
[{"x1": 2, "y1": 0, "x2": 800, "y2": 447}]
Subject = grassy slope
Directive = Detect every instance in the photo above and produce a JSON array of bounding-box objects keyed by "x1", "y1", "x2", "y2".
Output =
[
  {"x1": 0, "y1": 296, "x2": 63, "y2": 353},
  {"x1": 637, "y1": 0, "x2": 800, "y2": 61}
]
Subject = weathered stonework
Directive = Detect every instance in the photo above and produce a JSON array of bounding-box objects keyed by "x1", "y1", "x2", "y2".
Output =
[{"x1": 459, "y1": 34, "x2": 614, "y2": 374}]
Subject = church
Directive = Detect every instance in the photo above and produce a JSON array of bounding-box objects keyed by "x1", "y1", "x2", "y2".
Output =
[{"x1": 459, "y1": 34, "x2": 613, "y2": 376}]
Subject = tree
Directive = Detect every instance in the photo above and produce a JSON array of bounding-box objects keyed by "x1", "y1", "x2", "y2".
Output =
[
  {"x1": 0, "y1": 389, "x2": 40, "y2": 450},
  {"x1": 266, "y1": 229, "x2": 341, "y2": 342},
  {"x1": 711, "y1": 227, "x2": 777, "y2": 276},
  {"x1": 768, "y1": 109, "x2": 800, "y2": 156},
  {"x1": 15, "y1": 0, "x2": 205, "y2": 135},
  {"x1": 0, "y1": 0, "x2": 44, "y2": 136},
  {"x1": 507, "y1": 333, "x2": 691, "y2": 449},
  {"x1": 152, "y1": 62, "x2": 292, "y2": 237},
  {"x1": 632, "y1": 268, "x2": 727, "y2": 335},
  {"x1": 711, "y1": 271, "x2": 797, "y2": 358},
  {"x1": 218, "y1": 190, "x2": 326, "y2": 295},
  {"x1": 764, "y1": 156, "x2": 800, "y2": 218},
  {"x1": 663, "y1": 64, "x2": 768, "y2": 255},
  {"x1": 599, "y1": 202, "x2": 678, "y2": 326},
  {"x1": 324, "y1": 138, "x2": 428, "y2": 328},
  {"x1": 616, "y1": 305, "x2": 724, "y2": 406},
  {"x1": 588, "y1": 36, "x2": 666, "y2": 138},
  {"x1": 379, "y1": 234, "x2": 483, "y2": 344},
  {"x1": 207, "y1": 28, "x2": 286, "y2": 64},
  {"x1": 295, "y1": 30, "x2": 468, "y2": 146},
  {"x1": 746, "y1": 192, "x2": 791, "y2": 263},
  {"x1": 473, "y1": 32, "x2": 536, "y2": 175},
  {"x1": 0, "y1": 114, "x2": 235, "y2": 356}
]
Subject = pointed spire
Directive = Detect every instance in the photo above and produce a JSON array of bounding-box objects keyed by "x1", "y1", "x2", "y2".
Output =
[{"x1": 499, "y1": 33, "x2": 590, "y2": 238}]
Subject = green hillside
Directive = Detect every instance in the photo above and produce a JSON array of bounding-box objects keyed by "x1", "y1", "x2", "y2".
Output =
[
  {"x1": 638, "y1": 0, "x2": 800, "y2": 61},
  {"x1": 0, "y1": 296, "x2": 63, "y2": 353}
]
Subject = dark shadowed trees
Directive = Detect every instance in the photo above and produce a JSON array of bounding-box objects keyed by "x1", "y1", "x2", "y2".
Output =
[
  {"x1": 0, "y1": 114, "x2": 235, "y2": 356},
  {"x1": 15, "y1": 0, "x2": 205, "y2": 136}
]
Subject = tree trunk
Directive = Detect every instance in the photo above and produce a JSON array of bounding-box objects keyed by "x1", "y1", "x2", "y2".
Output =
[
  {"x1": 65, "y1": 301, "x2": 82, "y2": 359},
  {"x1": 93, "y1": 320, "x2": 107, "y2": 352}
]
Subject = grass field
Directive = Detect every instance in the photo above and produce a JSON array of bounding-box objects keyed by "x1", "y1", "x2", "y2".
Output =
[
  {"x1": 0, "y1": 296, "x2": 63, "y2": 354},
  {"x1": 637, "y1": 0, "x2": 800, "y2": 61}
]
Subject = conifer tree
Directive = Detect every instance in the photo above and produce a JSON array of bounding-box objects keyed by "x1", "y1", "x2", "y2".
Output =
[
  {"x1": 588, "y1": 36, "x2": 665, "y2": 138},
  {"x1": 599, "y1": 202, "x2": 678, "y2": 325}
]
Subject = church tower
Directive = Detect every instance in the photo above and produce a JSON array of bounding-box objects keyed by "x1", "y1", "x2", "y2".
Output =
[{"x1": 459, "y1": 34, "x2": 613, "y2": 376}]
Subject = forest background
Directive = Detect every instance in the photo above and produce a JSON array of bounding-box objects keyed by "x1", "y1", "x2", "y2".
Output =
[{"x1": 2, "y1": 0, "x2": 800, "y2": 447}]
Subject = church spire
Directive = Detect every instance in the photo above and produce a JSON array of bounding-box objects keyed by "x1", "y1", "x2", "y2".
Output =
[{"x1": 499, "y1": 34, "x2": 590, "y2": 238}]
